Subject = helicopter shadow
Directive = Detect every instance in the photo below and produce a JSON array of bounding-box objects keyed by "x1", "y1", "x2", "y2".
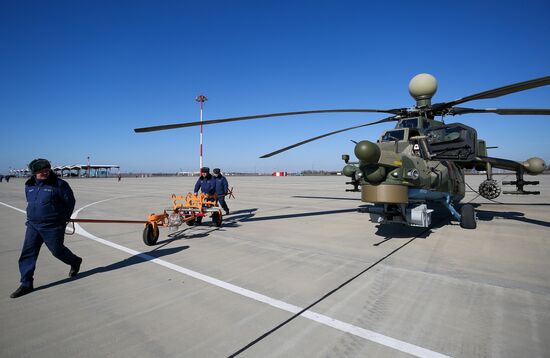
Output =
[
  {"x1": 291, "y1": 195, "x2": 362, "y2": 201},
  {"x1": 474, "y1": 208, "x2": 550, "y2": 229},
  {"x1": 240, "y1": 208, "x2": 359, "y2": 222},
  {"x1": 180, "y1": 206, "x2": 365, "y2": 227},
  {"x1": 34, "y1": 244, "x2": 190, "y2": 292},
  {"x1": 474, "y1": 202, "x2": 550, "y2": 207},
  {"x1": 370, "y1": 203, "x2": 452, "y2": 244},
  {"x1": 372, "y1": 219, "x2": 450, "y2": 244},
  {"x1": 373, "y1": 225, "x2": 433, "y2": 242}
]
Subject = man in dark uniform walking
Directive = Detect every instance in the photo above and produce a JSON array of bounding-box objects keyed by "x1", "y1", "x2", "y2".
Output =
[
  {"x1": 10, "y1": 158, "x2": 82, "y2": 298},
  {"x1": 213, "y1": 168, "x2": 230, "y2": 215}
]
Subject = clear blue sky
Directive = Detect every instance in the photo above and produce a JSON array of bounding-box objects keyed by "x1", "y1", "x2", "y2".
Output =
[{"x1": 1, "y1": 0, "x2": 549, "y2": 173}]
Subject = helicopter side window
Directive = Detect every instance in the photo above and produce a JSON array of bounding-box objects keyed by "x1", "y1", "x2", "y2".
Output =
[{"x1": 382, "y1": 130, "x2": 405, "y2": 142}]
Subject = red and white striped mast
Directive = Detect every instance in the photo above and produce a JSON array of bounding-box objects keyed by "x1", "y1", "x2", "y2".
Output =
[{"x1": 195, "y1": 95, "x2": 208, "y2": 174}]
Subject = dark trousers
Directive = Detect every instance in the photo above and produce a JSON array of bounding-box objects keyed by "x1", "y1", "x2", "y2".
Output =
[
  {"x1": 18, "y1": 223, "x2": 81, "y2": 287},
  {"x1": 218, "y1": 195, "x2": 229, "y2": 212}
]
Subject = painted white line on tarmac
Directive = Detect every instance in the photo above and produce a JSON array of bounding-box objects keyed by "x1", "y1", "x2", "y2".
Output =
[
  {"x1": 2, "y1": 199, "x2": 450, "y2": 358},
  {"x1": 0, "y1": 201, "x2": 26, "y2": 214}
]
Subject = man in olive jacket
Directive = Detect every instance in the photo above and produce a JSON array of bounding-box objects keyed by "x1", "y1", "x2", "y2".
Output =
[{"x1": 10, "y1": 158, "x2": 82, "y2": 298}]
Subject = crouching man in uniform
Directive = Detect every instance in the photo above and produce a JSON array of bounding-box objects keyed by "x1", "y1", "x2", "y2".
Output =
[{"x1": 10, "y1": 158, "x2": 82, "y2": 298}]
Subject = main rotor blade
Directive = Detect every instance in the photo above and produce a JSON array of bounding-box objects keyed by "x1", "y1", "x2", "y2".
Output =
[
  {"x1": 449, "y1": 107, "x2": 550, "y2": 116},
  {"x1": 434, "y1": 75, "x2": 550, "y2": 112},
  {"x1": 134, "y1": 108, "x2": 403, "y2": 133},
  {"x1": 259, "y1": 115, "x2": 398, "y2": 158}
]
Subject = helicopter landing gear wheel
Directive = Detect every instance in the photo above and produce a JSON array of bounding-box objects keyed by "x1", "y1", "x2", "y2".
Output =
[
  {"x1": 212, "y1": 212, "x2": 222, "y2": 227},
  {"x1": 460, "y1": 204, "x2": 477, "y2": 229},
  {"x1": 143, "y1": 223, "x2": 159, "y2": 246},
  {"x1": 185, "y1": 216, "x2": 195, "y2": 226}
]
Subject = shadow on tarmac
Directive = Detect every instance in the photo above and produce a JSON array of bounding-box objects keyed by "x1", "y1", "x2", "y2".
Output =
[
  {"x1": 240, "y1": 208, "x2": 358, "y2": 222},
  {"x1": 223, "y1": 208, "x2": 258, "y2": 226},
  {"x1": 373, "y1": 225, "x2": 434, "y2": 242},
  {"x1": 291, "y1": 195, "x2": 362, "y2": 201},
  {"x1": 34, "y1": 245, "x2": 189, "y2": 292},
  {"x1": 474, "y1": 202, "x2": 550, "y2": 206},
  {"x1": 475, "y1": 209, "x2": 550, "y2": 228},
  {"x1": 158, "y1": 210, "x2": 259, "y2": 241},
  {"x1": 374, "y1": 209, "x2": 452, "y2": 238},
  {"x1": 163, "y1": 227, "x2": 221, "y2": 242},
  {"x1": 365, "y1": 202, "x2": 454, "y2": 242}
]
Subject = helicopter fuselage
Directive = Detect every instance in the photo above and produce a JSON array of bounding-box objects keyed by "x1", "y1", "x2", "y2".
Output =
[
  {"x1": 342, "y1": 116, "x2": 473, "y2": 227},
  {"x1": 342, "y1": 112, "x2": 546, "y2": 228}
]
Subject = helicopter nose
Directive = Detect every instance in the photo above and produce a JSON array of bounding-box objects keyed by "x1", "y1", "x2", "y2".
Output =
[{"x1": 354, "y1": 140, "x2": 380, "y2": 164}]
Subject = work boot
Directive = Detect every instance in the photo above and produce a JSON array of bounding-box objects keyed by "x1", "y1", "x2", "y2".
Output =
[
  {"x1": 69, "y1": 257, "x2": 82, "y2": 277},
  {"x1": 225, "y1": 210, "x2": 230, "y2": 215},
  {"x1": 10, "y1": 285, "x2": 34, "y2": 298}
]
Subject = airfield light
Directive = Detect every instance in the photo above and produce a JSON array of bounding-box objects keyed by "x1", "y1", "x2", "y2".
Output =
[{"x1": 196, "y1": 95, "x2": 208, "y2": 174}]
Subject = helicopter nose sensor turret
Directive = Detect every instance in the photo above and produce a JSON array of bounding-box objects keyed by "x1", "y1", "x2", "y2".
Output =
[
  {"x1": 353, "y1": 140, "x2": 387, "y2": 183},
  {"x1": 354, "y1": 140, "x2": 380, "y2": 164},
  {"x1": 409, "y1": 73, "x2": 438, "y2": 107}
]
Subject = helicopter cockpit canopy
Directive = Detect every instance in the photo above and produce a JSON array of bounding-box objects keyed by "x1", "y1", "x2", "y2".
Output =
[
  {"x1": 381, "y1": 129, "x2": 405, "y2": 142},
  {"x1": 380, "y1": 127, "x2": 422, "y2": 142},
  {"x1": 379, "y1": 128, "x2": 421, "y2": 153},
  {"x1": 396, "y1": 117, "x2": 419, "y2": 129}
]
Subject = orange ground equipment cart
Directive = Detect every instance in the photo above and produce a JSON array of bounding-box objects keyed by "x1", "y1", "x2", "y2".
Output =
[{"x1": 142, "y1": 192, "x2": 223, "y2": 246}]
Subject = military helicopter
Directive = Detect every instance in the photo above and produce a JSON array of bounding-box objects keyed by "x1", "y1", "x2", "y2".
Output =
[{"x1": 134, "y1": 74, "x2": 550, "y2": 229}]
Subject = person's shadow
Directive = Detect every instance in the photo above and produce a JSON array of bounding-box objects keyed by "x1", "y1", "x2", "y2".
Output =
[
  {"x1": 34, "y1": 244, "x2": 189, "y2": 292},
  {"x1": 222, "y1": 208, "x2": 257, "y2": 227}
]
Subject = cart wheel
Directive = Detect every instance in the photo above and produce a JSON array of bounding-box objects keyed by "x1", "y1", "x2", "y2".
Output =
[
  {"x1": 212, "y1": 212, "x2": 222, "y2": 227},
  {"x1": 460, "y1": 204, "x2": 477, "y2": 229},
  {"x1": 143, "y1": 223, "x2": 159, "y2": 245},
  {"x1": 186, "y1": 217, "x2": 195, "y2": 226}
]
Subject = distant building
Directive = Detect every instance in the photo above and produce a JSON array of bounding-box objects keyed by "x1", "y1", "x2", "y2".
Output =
[
  {"x1": 177, "y1": 171, "x2": 200, "y2": 176},
  {"x1": 52, "y1": 164, "x2": 120, "y2": 177},
  {"x1": 10, "y1": 164, "x2": 120, "y2": 177}
]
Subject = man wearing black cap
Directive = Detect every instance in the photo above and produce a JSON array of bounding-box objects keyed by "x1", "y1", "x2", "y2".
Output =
[
  {"x1": 213, "y1": 168, "x2": 230, "y2": 215},
  {"x1": 10, "y1": 158, "x2": 82, "y2": 298},
  {"x1": 193, "y1": 167, "x2": 215, "y2": 197}
]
